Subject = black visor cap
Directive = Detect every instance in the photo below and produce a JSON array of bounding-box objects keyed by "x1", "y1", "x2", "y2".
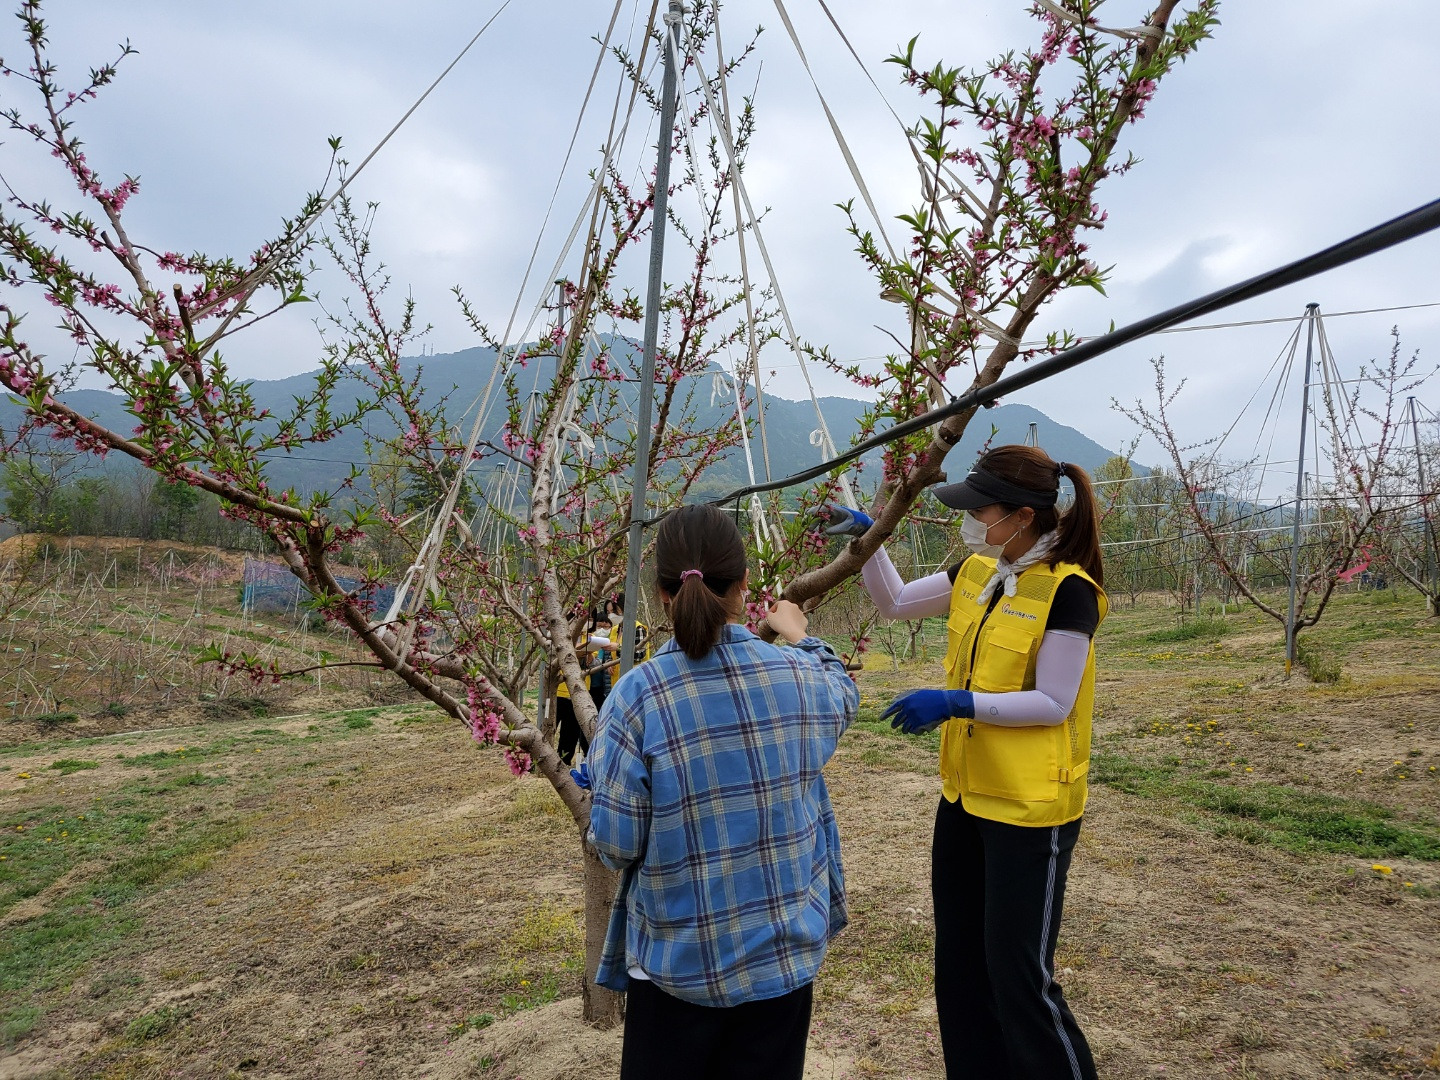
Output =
[{"x1": 932, "y1": 468, "x2": 1058, "y2": 511}]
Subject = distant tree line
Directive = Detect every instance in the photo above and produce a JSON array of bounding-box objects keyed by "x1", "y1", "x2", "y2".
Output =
[{"x1": 0, "y1": 441, "x2": 259, "y2": 549}]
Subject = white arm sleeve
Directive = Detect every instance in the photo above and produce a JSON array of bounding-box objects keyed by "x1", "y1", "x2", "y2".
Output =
[
  {"x1": 971, "y1": 629, "x2": 1091, "y2": 727},
  {"x1": 861, "y1": 546, "x2": 954, "y2": 621}
]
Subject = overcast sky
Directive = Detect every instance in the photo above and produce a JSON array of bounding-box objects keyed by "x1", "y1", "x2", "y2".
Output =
[{"x1": 7, "y1": 0, "x2": 1439, "y2": 502}]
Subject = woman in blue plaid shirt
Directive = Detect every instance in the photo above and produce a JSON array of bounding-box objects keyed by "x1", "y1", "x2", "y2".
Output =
[{"x1": 586, "y1": 504, "x2": 859, "y2": 1080}]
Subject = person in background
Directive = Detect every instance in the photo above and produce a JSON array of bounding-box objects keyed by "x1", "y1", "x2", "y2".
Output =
[
  {"x1": 608, "y1": 594, "x2": 653, "y2": 669},
  {"x1": 582, "y1": 504, "x2": 858, "y2": 1080},
  {"x1": 554, "y1": 610, "x2": 614, "y2": 767},
  {"x1": 825, "y1": 444, "x2": 1108, "y2": 1080},
  {"x1": 588, "y1": 605, "x2": 613, "y2": 714},
  {"x1": 604, "y1": 593, "x2": 653, "y2": 671}
]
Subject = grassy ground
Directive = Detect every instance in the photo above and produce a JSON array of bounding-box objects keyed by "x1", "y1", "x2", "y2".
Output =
[
  {"x1": 0, "y1": 535, "x2": 393, "y2": 726},
  {"x1": 0, "y1": 588, "x2": 1437, "y2": 1078}
]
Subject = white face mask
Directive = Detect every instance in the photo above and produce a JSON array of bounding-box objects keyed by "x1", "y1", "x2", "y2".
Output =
[
  {"x1": 961, "y1": 509, "x2": 1020, "y2": 559},
  {"x1": 607, "y1": 613, "x2": 623, "y2": 626}
]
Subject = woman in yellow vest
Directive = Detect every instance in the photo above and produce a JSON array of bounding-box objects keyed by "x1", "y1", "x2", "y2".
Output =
[
  {"x1": 555, "y1": 610, "x2": 617, "y2": 766},
  {"x1": 556, "y1": 605, "x2": 652, "y2": 766},
  {"x1": 826, "y1": 445, "x2": 1107, "y2": 1080}
]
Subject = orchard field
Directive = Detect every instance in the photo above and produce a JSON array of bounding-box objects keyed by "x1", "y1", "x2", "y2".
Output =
[{"x1": 0, "y1": 543, "x2": 1437, "y2": 1079}]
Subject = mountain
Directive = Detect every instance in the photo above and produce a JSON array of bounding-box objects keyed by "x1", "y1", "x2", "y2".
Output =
[{"x1": 0, "y1": 339, "x2": 1130, "y2": 498}]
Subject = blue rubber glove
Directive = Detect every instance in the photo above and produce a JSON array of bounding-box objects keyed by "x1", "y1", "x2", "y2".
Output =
[
  {"x1": 570, "y1": 762, "x2": 592, "y2": 790},
  {"x1": 822, "y1": 503, "x2": 874, "y2": 537},
  {"x1": 881, "y1": 689, "x2": 975, "y2": 735}
]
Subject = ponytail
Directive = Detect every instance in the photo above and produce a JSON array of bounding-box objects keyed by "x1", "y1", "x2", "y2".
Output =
[
  {"x1": 667, "y1": 572, "x2": 735, "y2": 660},
  {"x1": 655, "y1": 505, "x2": 748, "y2": 660},
  {"x1": 1052, "y1": 462, "x2": 1104, "y2": 586}
]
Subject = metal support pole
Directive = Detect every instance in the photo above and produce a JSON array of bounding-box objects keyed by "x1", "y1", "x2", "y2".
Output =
[
  {"x1": 620, "y1": 1, "x2": 682, "y2": 678},
  {"x1": 1410, "y1": 395, "x2": 1439, "y2": 613},
  {"x1": 1286, "y1": 303, "x2": 1319, "y2": 672}
]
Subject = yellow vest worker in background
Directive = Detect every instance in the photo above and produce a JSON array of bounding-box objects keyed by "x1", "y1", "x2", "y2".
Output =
[
  {"x1": 555, "y1": 606, "x2": 650, "y2": 767},
  {"x1": 826, "y1": 444, "x2": 1108, "y2": 1080},
  {"x1": 555, "y1": 611, "x2": 614, "y2": 766}
]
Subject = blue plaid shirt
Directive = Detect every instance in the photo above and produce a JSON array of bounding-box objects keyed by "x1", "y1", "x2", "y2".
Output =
[{"x1": 586, "y1": 624, "x2": 859, "y2": 1007}]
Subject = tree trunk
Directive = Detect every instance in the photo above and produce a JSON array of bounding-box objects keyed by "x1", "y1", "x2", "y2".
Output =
[
  {"x1": 907, "y1": 619, "x2": 925, "y2": 661},
  {"x1": 581, "y1": 843, "x2": 626, "y2": 1028}
]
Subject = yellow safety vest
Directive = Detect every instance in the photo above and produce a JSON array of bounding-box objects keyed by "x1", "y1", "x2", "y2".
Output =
[
  {"x1": 554, "y1": 672, "x2": 587, "y2": 700},
  {"x1": 556, "y1": 621, "x2": 649, "y2": 699},
  {"x1": 624, "y1": 620, "x2": 653, "y2": 664},
  {"x1": 941, "y1": 555, "x2": 1108, "y2": 827}
]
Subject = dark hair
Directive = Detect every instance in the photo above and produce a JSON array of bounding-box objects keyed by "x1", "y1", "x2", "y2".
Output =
[
  {"x1": 655, "y1": 504, "x2": 748, "y2": 660},
  {"x1": 975, "y1": 445, "x2": 1104, "y2": 586}
]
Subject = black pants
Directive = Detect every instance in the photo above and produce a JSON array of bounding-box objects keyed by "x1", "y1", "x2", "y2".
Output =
[
  {"x1": 554, "y1": 695, "x2": 590, "y2": 766},
  {"x1": 932, "y1": 796, "x2": 1097, "y2": 1080},
  {"x1": 620, "y1": 978, "x2": 813, "y2": 1080},
  {"x1": 591, "y1": 666, "x2": 611, "y2": 707}
]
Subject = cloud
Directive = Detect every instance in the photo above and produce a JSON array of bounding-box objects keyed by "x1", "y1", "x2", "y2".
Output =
[{"x1": 6, "y1": 0, "x2": 1438, "y2": 466}]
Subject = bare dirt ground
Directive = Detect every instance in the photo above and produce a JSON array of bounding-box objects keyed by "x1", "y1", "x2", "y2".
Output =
[{"x1": 0, "y1": 587, "x2": 1437, "y2": 1079}]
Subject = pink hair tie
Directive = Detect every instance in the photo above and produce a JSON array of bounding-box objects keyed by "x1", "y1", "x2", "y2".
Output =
[{"x1": 679, "y1": 569, "x2": 704, "y2": 583}]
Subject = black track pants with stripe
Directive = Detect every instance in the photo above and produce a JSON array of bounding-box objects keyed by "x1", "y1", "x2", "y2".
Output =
[{"x1": 931, "y1": 796, "x2": 1097, "y2": 1080}]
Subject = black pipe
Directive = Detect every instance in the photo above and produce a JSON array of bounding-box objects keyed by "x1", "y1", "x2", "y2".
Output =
[{"x1": 704, "y1": 196, "x2": 1440, "y2": 507}]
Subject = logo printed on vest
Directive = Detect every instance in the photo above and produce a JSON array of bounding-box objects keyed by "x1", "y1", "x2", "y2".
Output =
[{"x1": 999, "y1": 601, "x2": 1037, "y2": 621}]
